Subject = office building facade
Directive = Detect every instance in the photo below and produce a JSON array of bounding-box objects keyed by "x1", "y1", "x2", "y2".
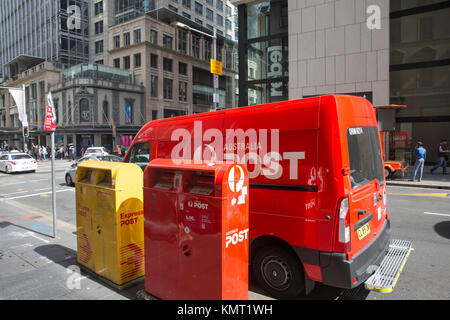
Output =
[{"x1": 232, "y1": 0, "x2": 450, "y2": 163}]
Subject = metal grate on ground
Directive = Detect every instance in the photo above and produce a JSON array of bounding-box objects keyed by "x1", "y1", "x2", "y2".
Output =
[{"x1": 365, "y1": 239, "x2": 413, "y2": 293}]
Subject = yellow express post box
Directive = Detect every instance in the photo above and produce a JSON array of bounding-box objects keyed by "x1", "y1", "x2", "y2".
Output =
[{"x1": 75, "y1": 160, "x2": 144, "y2": 285}]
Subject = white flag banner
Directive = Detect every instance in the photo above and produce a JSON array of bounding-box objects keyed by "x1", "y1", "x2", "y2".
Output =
[{"x1": 8, "y1": 88, "x2": 27, "y2": 124}]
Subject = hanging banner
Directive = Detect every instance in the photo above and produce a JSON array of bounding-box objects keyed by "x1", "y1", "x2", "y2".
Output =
[
  {"x1": 8, "y1": 88, "x2": 27, "y2": 125},
  {"x1": 45, "y1": 92, "x2": 56, "y2": 132}
]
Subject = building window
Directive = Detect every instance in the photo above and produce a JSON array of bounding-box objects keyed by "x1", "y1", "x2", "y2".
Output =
[
  {"x1": 226, "y1": 19, "x2": 232, "y2": 31},
  {"x1": 95, "y1": 60, "x2": 104, "y2": 65},
  {"x1": 192, "y1": 35, "x2": 200, "y2": 59},
  {"x1": 123, "y1": 56, "x2": 131, "y2": 69},
  {"x1": 163, "y1": 58, "x2": 173, "y2": 72},
  {"x1": 95, "y1": 40, "x2": 104, "y2": 54},
  {"x1": 179, "y1": 81, "x2": 188, "y2": 102},
  {"x1": 195, "y1": 18, "x2": 203, "y2": 26},
  {"x1": 134, "y1": 53, "x2": 141, "y2": 68},
  {"x1": 150, "y1": 30, "x2": 158, "y2": 44},
  {"x1": 163, "y1": 34, "x2": 173, "y2": 49},
  {"x1": 79, "y1": 98, "x2": 90, "y2": 123},
  {"x1": 179, "y1": 62, "x2": 188, "y2": 75},
  {"x1": 216, "y1": 0, "x2": 223, "y2": 11},
  {"x1": 195, "y1": 2, "x2": 203, "y2": 15},
  {"x1": 150, "y1": 54, "x2": 158, "y2": 68},
  {"x1": 113, "y1": 58, "x2": 120, "y2": 68},
  {"x1": 206, "y1": 0, "x2": 213, "y2": 5},
  {"x1": 114, "y1": 35, "x2": 120, "y2": 49},
  {"x1": 151, "y1": 75, "x2": 158, "y2": 97},
  {"x1": 178, "y1": 30, "x2": 187, "y2": 54},
  {"x1": 204, "y1": 39, "x2": 212, "y2": 61},
  {"x1": 242, "y1": 0, "x2": 289, "y2": 106},
  {"x1": 125, "y1": 103, "x2": 133, "y2": 124},
  {"x1": 134, "y1": 29, "x2": 141, "y2": 43},
  {"x1": 102, "y1": 101, "x2": 109, "y2": 123},
  {"x1": 163, "y1": 78, "x2": 173, "y2": 99},
  {"x1": 94, "y1": 21, "x2": 103, "y2": 35},
  {"x1": 124, "y1": 32, "x2": 131, "y2": 46},
  {"x1": 226, "y1": 5, "x2": 232, "y2": 16},
  {"x1": 94, "y1": 1, "x2": 103, "y2": 15},
  {"x1": 182, "y1": 0, "x2": 191, "y2": 8},
  {"x1": 168, "y1": 4, "x2": 178, "y2": 13},
  {"x1": 206, "y1": 8, "x2": 213, "y2": 21},
  {"x1": 216, "y1": 14, "x2": 223, "y2": 26},
  {"x1": 182, "y1": 12, "x2": 191, "y2": 19}
]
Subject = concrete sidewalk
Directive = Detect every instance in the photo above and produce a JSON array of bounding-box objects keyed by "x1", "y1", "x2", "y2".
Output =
[
  {"x1": 0, "y1": 200, "x2": 144, "y2": 300},
  {"x1": 386, "y1": 165, "x2": 450, "y2": 190}
]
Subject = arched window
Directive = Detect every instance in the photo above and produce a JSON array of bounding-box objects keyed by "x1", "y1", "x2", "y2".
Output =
[
  {"x1": 102, "y1": 101, "x2": 109, "y2": 123},
  {"x1": 79, "y1": 98, "x2": 90, "y2": 123}
]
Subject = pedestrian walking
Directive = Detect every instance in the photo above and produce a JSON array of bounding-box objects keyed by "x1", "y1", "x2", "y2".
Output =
[
  {"x1": 410, "y1": 141, "x2": 427, "y2": 182},
  {"x1": 430, "y1": 139, "x2": 449, "y2": 175},
  {"x1": 71, "y1": 145, "x2": 76, "y2": 160}
]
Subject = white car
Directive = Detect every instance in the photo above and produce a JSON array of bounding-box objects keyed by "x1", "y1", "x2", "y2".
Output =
[
  {"x1": 0, "y1": 153, "x2": 37, "y2": 173},
  {"x1": 84, "y1": 147, "x2": 109, "y2": 157}
]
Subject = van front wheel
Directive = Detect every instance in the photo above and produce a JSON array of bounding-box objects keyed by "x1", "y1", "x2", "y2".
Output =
[{"x1": 252, "y1": 245, "x2": 305, "y2": 299}]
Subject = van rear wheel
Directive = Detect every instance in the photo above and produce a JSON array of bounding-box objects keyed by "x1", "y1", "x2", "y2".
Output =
[{"x1": 252, "y1": 245, "x2": 305, "y2": 299}]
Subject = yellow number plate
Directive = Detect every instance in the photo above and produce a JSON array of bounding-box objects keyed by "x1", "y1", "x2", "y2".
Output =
[{"x1": 357, "y1": 223, "x2": 371, "y2": 240}]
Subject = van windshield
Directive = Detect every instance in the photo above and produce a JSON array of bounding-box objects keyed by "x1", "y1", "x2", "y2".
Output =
[
  {"x1": 347, "y1": 126, "x2": 384, "y2": 189},
  {"x1": 124, "y1": 142, "x2": 151, "y2": 170}
]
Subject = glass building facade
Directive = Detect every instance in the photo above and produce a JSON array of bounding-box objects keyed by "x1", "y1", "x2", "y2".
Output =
[
  {"x1": 0, "y1": 0, "x2": 90, "y2": 78},
  {"x1": 238, "y1": 0, "x2": 288, "y2": 107},
  {"x1": 389, "y1": 1, "x2": 450, "y2": 163}
]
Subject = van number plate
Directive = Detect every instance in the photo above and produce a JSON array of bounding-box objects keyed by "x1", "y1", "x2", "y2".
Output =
[{"x1": 357, "y1": 223, "x2": 371, "y2": 240}]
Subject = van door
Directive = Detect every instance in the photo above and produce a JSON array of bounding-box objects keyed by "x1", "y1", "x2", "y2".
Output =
[{"x1": 346, "y1": 126, "x2": 387, "y2": 259}]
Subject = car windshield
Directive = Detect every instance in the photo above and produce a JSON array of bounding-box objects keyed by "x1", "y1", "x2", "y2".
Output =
[
  {"x1": 347, "y1": 126, "x2": 385, "y2": 189},
  {"x1": 11, "y1": 155, "x2": 33, "y2": 160},
  {"x1": 86, "y1": 149, "x2": 100, "y2": 153}
]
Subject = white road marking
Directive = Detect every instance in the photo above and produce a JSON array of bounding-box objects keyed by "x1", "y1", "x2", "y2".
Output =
[
  {"x1": 25, "y1": 231, "x2": 51, "y2": 244},
  {"x1": 424, "y1": 212, "x2": 450, "y2": 218},
  {"x1": 5, "y1": 189, "x2": 75, "y2": 200},
  {"x1": 0, "y1": 191, "x2": 28, "y2": 197}
]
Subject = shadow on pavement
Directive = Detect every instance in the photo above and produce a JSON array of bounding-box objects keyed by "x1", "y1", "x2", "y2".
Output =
[
  {"x1": 0, "y1": 221, "x2": 53, "y2": 239},
  {"x1": 434, "y1": 221, "x2": 450, "y2": 240},
  {"x1": 34, "y1": 244, "x2": 144, "y2": 300}
]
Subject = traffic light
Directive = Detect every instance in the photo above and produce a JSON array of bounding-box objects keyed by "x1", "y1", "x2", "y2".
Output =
[{"x1": 23, "y1": 126, "x2": 29, "y2": 137}]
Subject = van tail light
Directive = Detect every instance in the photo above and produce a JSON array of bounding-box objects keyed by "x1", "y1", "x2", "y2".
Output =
[
  {"x1": 8, "y1": 161, "x2": 17, "y2": 166},
  {"x1": 335, "y1": 197, "x2": 351, "y2": 252}
]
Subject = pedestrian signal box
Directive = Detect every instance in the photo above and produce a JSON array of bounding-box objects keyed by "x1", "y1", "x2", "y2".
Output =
[
  {"x1": 75, "y1": 161, "x2": 145, "y2": 286},
  {"x1": 144, "y1": 159, "x2": 249, "y2": 300}
]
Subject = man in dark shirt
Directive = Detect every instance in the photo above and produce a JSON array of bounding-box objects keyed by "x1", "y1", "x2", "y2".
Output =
[{"x1": 430, "y1": 139, "x2": 449, "y2": 175}]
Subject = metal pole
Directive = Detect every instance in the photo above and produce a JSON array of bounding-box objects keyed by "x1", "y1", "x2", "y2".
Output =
[
  {"x1": 51, "y1": 131, "x2": 57, "y2": 238},
  {"x1": 213, "y1": 29, "x2": 218, "y2": 111}
]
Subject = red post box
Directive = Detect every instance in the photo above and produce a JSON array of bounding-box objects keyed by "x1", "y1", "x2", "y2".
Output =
[{"x1": 143, "y1": 159, "x2": 249, "y2": 300}]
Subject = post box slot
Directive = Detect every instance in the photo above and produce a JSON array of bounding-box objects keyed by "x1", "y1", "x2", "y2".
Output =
[
  {"x1": 187, "y1": 172, "x2": 215, "y2": 195},
  {"x1": 95, "y1": 169, "x2": 113, "y2": 187},
  {"x1": 77, "y1": 168, "x2": 93, "y2": 184},
  {"x1": 152, "y1": 170, "x2": 176, "y2": 190}
]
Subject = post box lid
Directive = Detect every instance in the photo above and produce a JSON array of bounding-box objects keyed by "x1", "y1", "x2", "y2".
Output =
[
  {"x1": 77, "y1": 160, "x2": 143, "y2": 189},
  {"x1": 147, "y1": 159, "x2": 229, "y2": 172}
]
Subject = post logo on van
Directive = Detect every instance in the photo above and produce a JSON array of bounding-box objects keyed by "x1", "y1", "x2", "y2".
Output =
[{"x1": 170, "y1": 121, "x2": 306, "y2": 181}]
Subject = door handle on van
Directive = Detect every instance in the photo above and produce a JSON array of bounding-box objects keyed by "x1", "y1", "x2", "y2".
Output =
[{"x1": 358, "y1": 210, "x2": 367, "y2": 217}]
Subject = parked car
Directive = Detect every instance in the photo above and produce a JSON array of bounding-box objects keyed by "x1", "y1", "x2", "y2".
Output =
[
  {"x1": 83, "y1": 147, "x2": 109, "y2": 157},
  {"x1": 0, "y1": 153, "x2": 37, "y2": 173},
  {"x1": 64, "y1": 154, "x2": 123, "y2": 186}
]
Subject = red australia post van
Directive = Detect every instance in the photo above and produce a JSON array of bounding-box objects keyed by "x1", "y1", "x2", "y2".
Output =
[{"x1": 124, "y1": 95, "x2": 396, "y2": 298}]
